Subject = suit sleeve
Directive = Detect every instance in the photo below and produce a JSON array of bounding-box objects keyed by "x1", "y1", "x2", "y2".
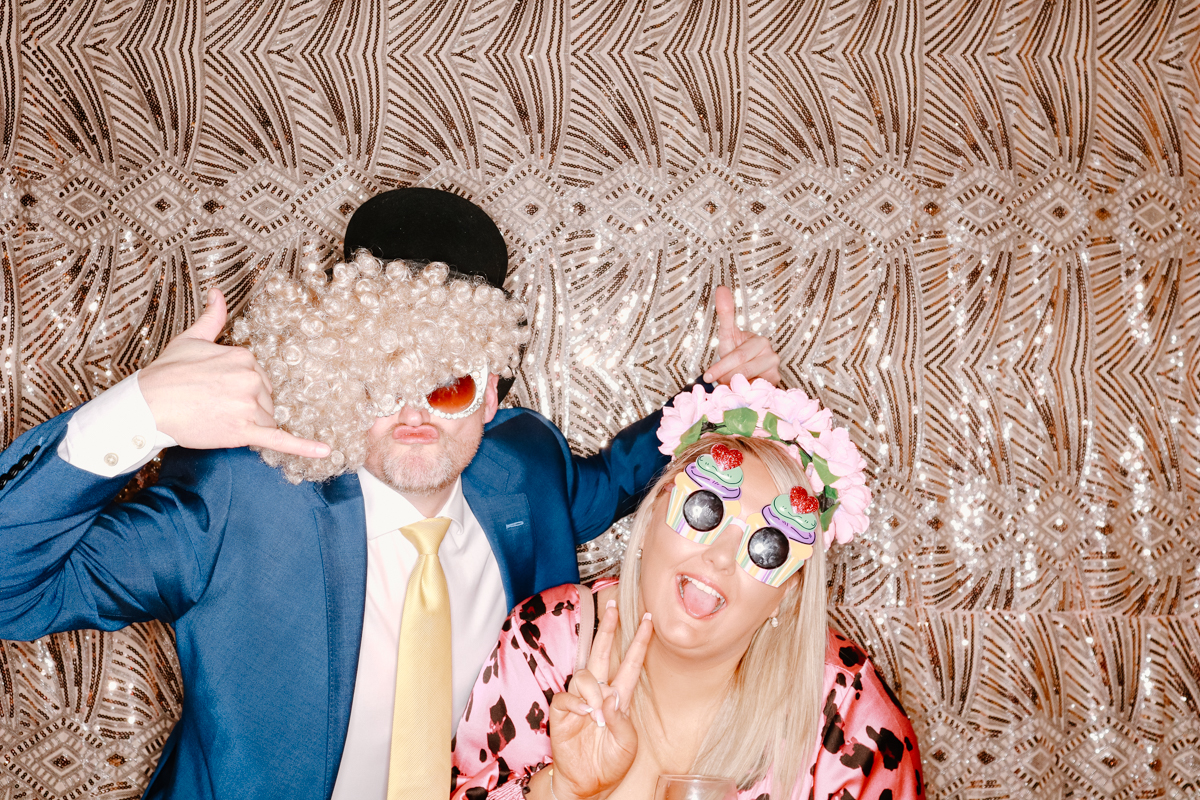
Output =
[
  {"x1": 550, "y1": 408, "x2": 669, "y2": 545},
  {"x1": 0, "y1": 410, "x2": 230, "y2": 639}
]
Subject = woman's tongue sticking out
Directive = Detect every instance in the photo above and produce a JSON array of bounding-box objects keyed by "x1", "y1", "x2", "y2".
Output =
[{"x1": 679, "y1": 575, "x2": 725, "y2": 618}]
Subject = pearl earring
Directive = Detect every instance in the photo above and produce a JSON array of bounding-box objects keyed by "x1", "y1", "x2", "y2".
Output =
[
  {"x1": 635, "y1": 548, "x2": 643, "y2": 559},
  {"x1": 769, "y1": 616, "x2": 779, "y2": 628}
]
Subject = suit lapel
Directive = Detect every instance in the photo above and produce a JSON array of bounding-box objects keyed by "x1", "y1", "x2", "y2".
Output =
[
  {"x1": 311, "y1": 472, "x2": 367, "y2": 796},
  {"x1": 463, "y1": 442, "x2": 532, "y2": 609}
]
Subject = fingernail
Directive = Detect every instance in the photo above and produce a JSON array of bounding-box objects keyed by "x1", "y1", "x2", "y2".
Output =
[
  {"x1": 612, "y1": 689, "x2": 620, "y2": 712},
  {"x1": 606, "y1": 599, "x2": 616, "y2": 610},
  {"x1": 643, "y1": 612, "x2": 652, "y2": 621},
  {"x1": 703, "y1": 373, "x2": 712, "y2": 382},
  {"x1": 593, "y1": 710, "x2": 606, "y2": 728},
  {"x1": 580, "y1": 704, "x2": 593, "y2": 714}
]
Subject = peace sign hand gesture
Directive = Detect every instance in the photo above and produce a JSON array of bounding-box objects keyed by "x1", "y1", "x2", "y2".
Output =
[{"x1": 547, "y1": 602, "x2": 654, "y2": 800}]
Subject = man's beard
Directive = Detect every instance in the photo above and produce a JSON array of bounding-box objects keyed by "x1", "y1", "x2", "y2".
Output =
[{"x1": 366, "y1": 423, "x2": 482, "y2": 497}]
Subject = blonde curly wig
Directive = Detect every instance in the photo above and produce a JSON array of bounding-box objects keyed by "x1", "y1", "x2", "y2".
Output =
[{"x1": 232, "y1": 251, "x2": 529, "y2": 484}]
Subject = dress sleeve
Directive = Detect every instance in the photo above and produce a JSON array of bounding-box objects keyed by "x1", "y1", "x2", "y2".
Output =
[
  {"x1": 451, "y1": 585, "x2": 582, "y2": 799},
  {"x1": 810, "y1": 638, "x2": 925, "y2": 800}
]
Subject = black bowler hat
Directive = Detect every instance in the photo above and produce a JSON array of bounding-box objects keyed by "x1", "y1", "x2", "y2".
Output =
[
  {"x1": 343, "y1": 187, "x2": 518, "y2": 402},
  {"x1": 343, "y1": 187, "x2": 509, "y2": 289}
]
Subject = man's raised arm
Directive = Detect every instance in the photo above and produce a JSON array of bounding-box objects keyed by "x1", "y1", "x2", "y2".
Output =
[
  {"x1": 0, "y1": 289, "x2": 328, "y2": 640},
  {"x1": 563, "y1": 283, "x2": 784, "y2": 540}
]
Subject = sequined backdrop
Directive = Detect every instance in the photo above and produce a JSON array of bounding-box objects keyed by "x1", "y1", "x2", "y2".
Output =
[{"x1": 2, "y1": 0, "x2": 1198, "y2": 797}]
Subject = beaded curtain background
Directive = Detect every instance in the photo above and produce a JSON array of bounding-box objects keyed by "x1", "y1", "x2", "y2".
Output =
[{"x1": 0, "y1": 0, "x2": 1198, "y2": 797}]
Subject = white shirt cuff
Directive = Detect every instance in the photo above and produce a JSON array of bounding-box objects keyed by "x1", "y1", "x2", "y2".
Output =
[{"x1": 57, "y1": 371, "x2": 178, "y2": 477}]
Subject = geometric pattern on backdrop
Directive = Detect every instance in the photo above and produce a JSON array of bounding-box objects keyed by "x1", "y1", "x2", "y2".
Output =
[{"x1": 1, "y1": 0, "x2": 1198, "y2": 797}]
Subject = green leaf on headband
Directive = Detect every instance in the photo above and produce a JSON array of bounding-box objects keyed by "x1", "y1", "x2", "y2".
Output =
[
  {"x1": 810, "y1": 453, "x2": 838, "y2": 486},
  {"x1": 721, "y1": 407, "x2": 758, "y2": 436},
  {"x1": 820, "y1": 505, "x2": 837, "y2": 533},
  {"x1": 797, "y1": 447, "x2": 812, "y2": 467},
  {"x1": 762, "y1": 412, "x2": 781, "y2": 440},
  {"x1": 674, "y1": 416, "x2": 707, "y2": 456}
]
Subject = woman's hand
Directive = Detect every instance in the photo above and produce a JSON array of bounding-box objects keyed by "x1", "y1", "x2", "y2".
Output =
[{"x1": 547, "y1": 601, "x2": 653, "y2": 800}]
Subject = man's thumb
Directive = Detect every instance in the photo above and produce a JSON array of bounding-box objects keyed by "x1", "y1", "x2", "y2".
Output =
[{"x1": 185, "y1": 288, "x2": 228, "y2": 342}]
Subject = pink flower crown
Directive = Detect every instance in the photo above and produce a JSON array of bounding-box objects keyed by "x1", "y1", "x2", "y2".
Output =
[{"x1": 657, "y1": 375, "x2": 872, "y2": 548}]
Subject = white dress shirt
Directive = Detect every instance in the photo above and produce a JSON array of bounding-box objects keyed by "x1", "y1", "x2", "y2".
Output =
[
  {"x1": 60, "y1": 373, "x2": 510, "y2": 800},
  {"x1": 331, "y1": 469, "x2": 506, "y2": 799}
]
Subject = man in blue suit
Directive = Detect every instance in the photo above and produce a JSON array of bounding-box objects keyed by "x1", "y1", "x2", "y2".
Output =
[{"x1": 0, "y1": 190, "x2": 779, "y2": 799}]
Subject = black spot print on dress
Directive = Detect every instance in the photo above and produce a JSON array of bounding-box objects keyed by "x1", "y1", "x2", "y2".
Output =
[
  {"x1": 821, "y1": 688, "x2": 846, "y2": 753},
  {"x1": 519, "y1": 595, "x2": 555, "y2": 665},
  {"x1": 839, "y1": 645, "x2": 864, "y2": 668},
  {"x1": 482, "y1": 642, "x2": 501, "y2": 683},
  {"x1": 526, "y1": 700, "x2": 546, "y2": 731},
  {"x1": 465, "y1": 787, "x2": 488, "y2": 800},
  {"x1": 840, "y1": 742, "x2": 874, "y2": 777},
  {"x1": 866, "y1": 726, "x2": 905, "y2": 770},
  {"x1": 487, "y1": 696, "x2": 517, "y2": 755},
  {"x1": 520, "y1": 595, "x2": 547, "y2": 620}
]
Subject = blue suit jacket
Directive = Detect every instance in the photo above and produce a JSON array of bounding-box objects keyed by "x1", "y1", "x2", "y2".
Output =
[{"x1": 0, "y1": 406, "x2": 667, "y2": 799}]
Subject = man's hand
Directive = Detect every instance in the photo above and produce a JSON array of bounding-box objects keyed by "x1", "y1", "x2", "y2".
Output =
[
  {"x1": 138, "y1": 289, "x2": 331, "y2": 458},
  {"x1": 702, "y1": 285, "x2": 781, "y2": 386}
]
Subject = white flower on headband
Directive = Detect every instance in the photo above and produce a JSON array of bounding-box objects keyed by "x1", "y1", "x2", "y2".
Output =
[{"x1": 657, "y1": 375, "x2": 872, "y2": 547}]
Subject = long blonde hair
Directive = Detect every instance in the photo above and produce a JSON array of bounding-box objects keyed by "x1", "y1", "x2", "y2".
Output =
[{"x1": 616, "y1": 435, "x2": 828, "y2": 796}]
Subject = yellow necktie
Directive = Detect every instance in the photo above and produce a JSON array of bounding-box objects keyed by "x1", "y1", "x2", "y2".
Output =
[{"x1": 388, "y1": 516, "x2": 453, "y2": 800}]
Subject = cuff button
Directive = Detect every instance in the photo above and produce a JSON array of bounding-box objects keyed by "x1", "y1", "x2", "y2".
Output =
[
  {"x1": 104, "y1": 453, "x2": 119, "y2": 467},
  {"x1": 132, "y1": 435, "x2": 146, "y2": 449}
]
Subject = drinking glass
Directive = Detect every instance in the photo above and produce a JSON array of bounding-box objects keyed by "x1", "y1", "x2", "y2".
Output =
[{"x1": 653, "y1": 774, "x2": 738, "y2": 800}]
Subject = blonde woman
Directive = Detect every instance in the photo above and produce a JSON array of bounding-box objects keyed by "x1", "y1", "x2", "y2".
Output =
[{"x1": 451, "y1": 378, "x2": 922, "y2": 800}]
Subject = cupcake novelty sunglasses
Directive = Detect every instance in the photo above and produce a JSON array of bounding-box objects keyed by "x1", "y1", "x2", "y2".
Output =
[{"x1": 663, "y1": 445, "x2": 820, "y2": 587}]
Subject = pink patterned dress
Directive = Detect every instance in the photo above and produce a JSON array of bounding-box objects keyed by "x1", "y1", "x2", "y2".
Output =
[{"x1": 451, "y1": 583, "x2": 924, "y2": 800}]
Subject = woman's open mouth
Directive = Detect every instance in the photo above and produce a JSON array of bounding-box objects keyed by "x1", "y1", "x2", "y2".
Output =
[{"x1": 677, "y1": 574, "x2": 727, "y2": 618}]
